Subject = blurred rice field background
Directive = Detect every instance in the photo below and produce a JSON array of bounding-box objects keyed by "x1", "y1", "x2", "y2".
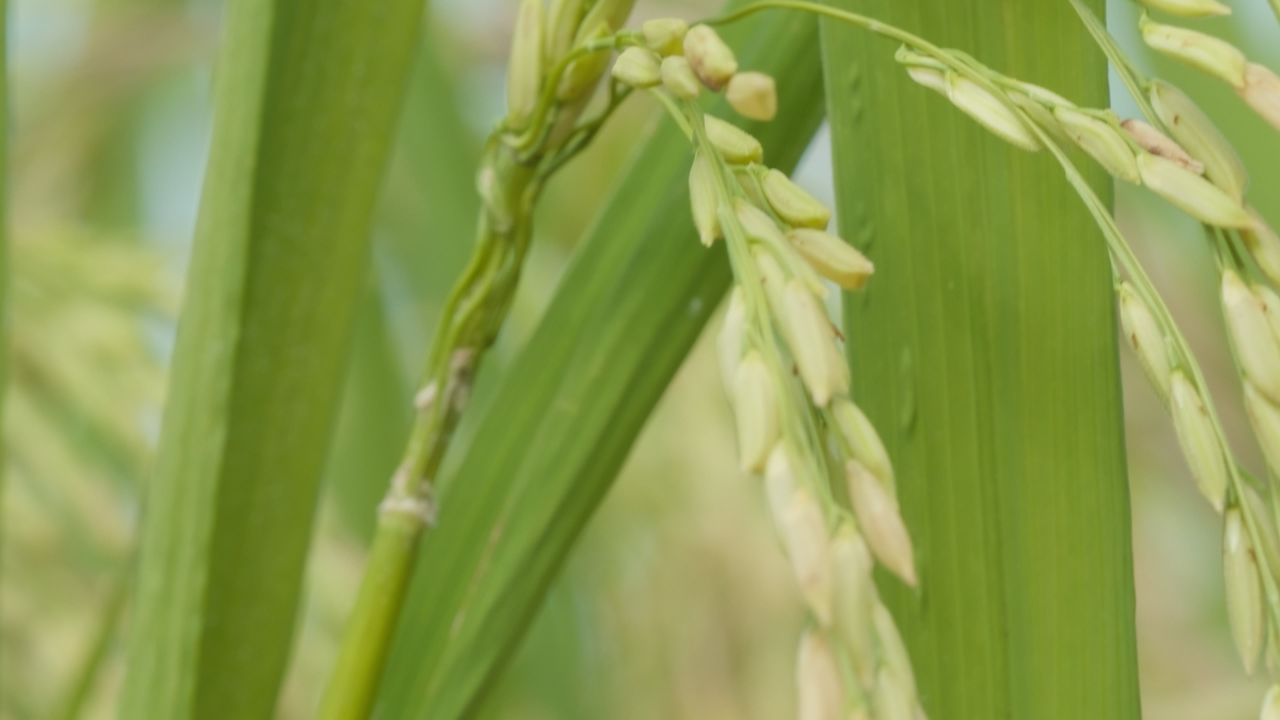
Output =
[{"x1": 2, "y1": 0, "x2": 1278, "y2": 717}]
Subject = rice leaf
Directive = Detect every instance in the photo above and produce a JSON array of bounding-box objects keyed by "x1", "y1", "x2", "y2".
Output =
[
  {"x1": 121, "y1": 0, "x2": 424, "y2": 715},
  {"x1": 821, "y1": 1, "x2": 1141, "y2": 716}
]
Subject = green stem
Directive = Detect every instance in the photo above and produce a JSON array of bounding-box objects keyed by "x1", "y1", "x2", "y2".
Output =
[
  {"x1": 320, "y1": 145, "x2": 537, "y2": 718},
  {"x1": 707, "y1": 1, "x2": 949, "y2": 58},
  {"x1": 318, "y1": 515, "x2": 421, "y2": 719},
  {"x1": 321, "y1": 29, "x2": 640, "y2": 713},
  {"x1": 1068, "y1": 0, "x2": 1155, "y2": 119}
]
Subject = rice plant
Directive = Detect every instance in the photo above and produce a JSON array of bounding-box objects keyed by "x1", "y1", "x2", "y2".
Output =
[{"x1": 3, "y1": 0, "x2": 1280, "y2": 718}]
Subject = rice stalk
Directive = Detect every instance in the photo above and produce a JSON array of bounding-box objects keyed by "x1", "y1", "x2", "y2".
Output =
[{"x1": 321, "y1": 2, "x2": 643, "y2": 714}]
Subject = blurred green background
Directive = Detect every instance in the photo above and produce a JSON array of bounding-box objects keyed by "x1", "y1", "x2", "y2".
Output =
[{"x1": 1, "y1": 0, "x2": 1278, "y2": 717}]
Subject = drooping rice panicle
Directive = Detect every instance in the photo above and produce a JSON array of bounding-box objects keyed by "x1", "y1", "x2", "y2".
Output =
[
  {"x1": 643, "y1": 1, "x2": 1280, "y2": 710},
  {"x1": 696, "y1": 1, "x2": 1280, "y2": 709},
  {"x1": 615, "y1": 22, "x2": 925, "y2": 719}
]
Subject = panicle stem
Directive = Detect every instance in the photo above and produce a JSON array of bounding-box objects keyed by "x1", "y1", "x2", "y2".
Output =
[{"x1": 321, "y1": 20, "x2": 637, "y2": 715}]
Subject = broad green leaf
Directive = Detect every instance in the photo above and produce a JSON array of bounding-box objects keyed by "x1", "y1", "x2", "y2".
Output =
[
  {"x1": 375, "y1": 8, "x2": 826, "y2": 717},
  {"x1": 821, "y1": 1, "x2": 1141, "y2": 717},
  {"x1": 120, "y1": 0, "x2": 424, "y2": 715}
]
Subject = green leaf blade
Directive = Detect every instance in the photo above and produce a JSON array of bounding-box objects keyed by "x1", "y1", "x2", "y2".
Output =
[
  {"x1": 122, "y1": 0, "x2": 424, "y2": 716},
  {"x1": 821, "y1": 1, "x2": 1141, "y2": 717}
]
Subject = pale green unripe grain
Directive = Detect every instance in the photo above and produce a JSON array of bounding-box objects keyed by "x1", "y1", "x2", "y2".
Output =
[
  {"x1": 1240, "y1": 63, "x2": 1280, "y2": 132},
  {"x1": 873, "y1": 602, "x2": 919, "y2": 698},
  {"x1": 831, "y1": 529, "x2": 877, "y2": 686},
  {"x1": 1011, "y1": 80, "x2": 1077, "y2": 108},
  {"x1": 1054, "y1": 107, "x2": 1141, "y2": 184},
  {"x1": 788, "y1": 228, "x2": 874, "y2": 290},
  {"x1": 688, "y1": 151, "x2": 719, "y2": 246},
  {"x1": 831, "y1": 398, "x2": 895, "y2": 489},
  {"x1": 1170, "y1": 371, "x2": 1229, "y2": 511},
  {"x1": 718, "y1": 288, "x2": 746, "y2": 389},
  {"x1": 705, "y1": 115, "x2": 764, "y2": 164},
  {"x1": 1254, "y1": 284, "x2": 1280, "y2": 351},
  {"x1": 735, "y1": 199, "x2": 786, "y2": 245},
  {"x1": 736, "y1": 202, "x2": 828, "y2": 300},
  {"x1": 1224, "y1": 508, "x2": 1265, "y2": 673},
  {"x1": 783, "y1": 280, "x2": 848, "y2": 407},
  {"x1": 1123, "y1": 119, "x2": 1204, "y2": 174},
  {"x1": 754, "y1": 248, "x2": 789, "y2": 319},
  {"x1": 506, "y1": 0, "x2": 545, "y2": 129},
  {"x1": 762, "y1": 169, "x2": 830, "y2": 229},
  {"x1": 946, "y1": 74, "x2": 1041, "y2": 152},
  {"x1": 660, "y1": 56, "x2": 701, "y2": 100},
  {"x1": 641, "y1": 17, "x2": 687, "y2": 56},
  {"x1": 732, "y1": 351, "x2": 781, "y2": 473},
  {"x1": 1118, "y1": 283, "x2": 1173, "y2": 401},
  {"x1": 796, "y1": 630, "x2": 844, "y2": 720},
  {"x1": 683, "y1": 24, "x2": 737, "y2": 90},
  {"x1": 557, "y1": 21, "x2": 612, "y2": 101},
  {"x1": 611, "y1": 46, "x2": 661, "y2": 88},
  {"x1": 1150, "y1": 80, "x2": 1248, "y2": 202},
  {"x1": 1243, "y1": 382, "x2": 1280, "y2": 479},
  {"x1": 777, "y1": 489, "x2": 834, "y2": 624},
  {"x1": 726, "y1": 72, "x2": 778, "y2": 121},
  {"x1": 1222, "y1": 269, "x2": 1280, "y2": 403},
  {"x1": 874, "y1": 668, "x2": 915, "y2": 720},
  {"x1": 846, "y1": 460, "x2": 916, "y2": 587},
  {"x1": 1139, "y1": 14, "x2": 1247, "y2": 87},
  {"x1": 1241, "y1": 485, "x2": 1280, "y2": 585},
  {"x1": 1137, "y1": 153, "x2": 1253, "y2": 228},
  {"x1": 544, "y1": 0, "x2": 587, "y2": 65},
  {"x1": 905, "y1": 66, "x2": 947, "y2": 95},
  {"x1": 576, "y1": 0, "x2": 634, "y2": 39},
  {"x1": 765, "y1": 444, "x2": 795, "y2": 519},
  {"x1": 1011, "y1": 92, "x2": 1068, "y2": 143},
  {"x1": 1243, "y1": 212, "x2": 1280, "y2": 288}
]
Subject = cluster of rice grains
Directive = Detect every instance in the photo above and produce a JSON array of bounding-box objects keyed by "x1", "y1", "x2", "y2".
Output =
[
  {"x1": 886, "y1": 0, "x2": 1280, "y2": 714},
  {"x1": 1136, "y1": 1, "x2": 1280, "y2": 131},
  {"x1": 611, "y1": 21, "x2": 925, "y2": 720}
]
